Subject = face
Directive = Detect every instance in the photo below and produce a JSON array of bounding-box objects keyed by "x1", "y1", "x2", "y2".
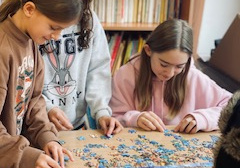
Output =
[
  {"x1": 144, "y1": 46, "x2": 189, "y2": 81},
  {"x1": 26, "y1": 10, "x2": 77, "y2": 45},
  {"x1": 20, "y1": 2, "x2": 78, "y2": 45}
]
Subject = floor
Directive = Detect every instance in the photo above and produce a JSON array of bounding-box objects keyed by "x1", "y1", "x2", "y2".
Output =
[{"x1": 195, "y1": 58, "x2": 239, "y2": 93}]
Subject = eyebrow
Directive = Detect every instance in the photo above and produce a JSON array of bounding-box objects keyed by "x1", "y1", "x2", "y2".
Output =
[
  {"x1": 159, "y1": 58, "x2": 187, "y2": 66},
  {"x1": 51, "y1": 25, "x2": 64, "y2": 30}
]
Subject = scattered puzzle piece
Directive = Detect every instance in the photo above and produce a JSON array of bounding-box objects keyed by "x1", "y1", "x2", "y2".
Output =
[{"x1": 60, "y1": 129, "x2": 219, "y2": 167}]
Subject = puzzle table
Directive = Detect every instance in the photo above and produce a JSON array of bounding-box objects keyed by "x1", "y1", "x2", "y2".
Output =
[{"x1": 58, "y1": 126, "x2": 220, "y2": 168}]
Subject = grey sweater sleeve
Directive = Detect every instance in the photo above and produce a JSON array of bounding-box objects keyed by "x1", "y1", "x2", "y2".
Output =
[{"x1": 85, "y1": 11, "x2": 112, "y2": 123}]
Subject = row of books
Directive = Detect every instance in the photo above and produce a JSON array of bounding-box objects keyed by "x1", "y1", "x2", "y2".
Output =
[
  {"x1": 106, "y1": 32, "x2": 147, "y2": 75},
  {"x1": 92, "y1": 0, "x2": 182, "y2": 24}
]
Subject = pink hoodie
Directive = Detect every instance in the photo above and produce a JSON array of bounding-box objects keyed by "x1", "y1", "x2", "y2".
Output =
[{"x1": 109, "y1": 57, "x2": 232, "y2": 132}]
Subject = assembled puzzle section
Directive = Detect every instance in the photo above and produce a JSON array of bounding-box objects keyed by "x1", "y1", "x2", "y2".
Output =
[{"x1": 59, "y1": 128, "x2": 219, "y2": 168}]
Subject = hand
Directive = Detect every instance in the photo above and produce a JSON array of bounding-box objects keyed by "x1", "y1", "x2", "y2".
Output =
[
  {"x1": 43, "y1": 141, "x2": 74, "y2": 168},
  {"x1": 35, "y1": 153, "x2": 61, "y2": 168},
  {"x1": 48, "y1": 107, "x2": 73, "y2": 131},
  {"x1": 137, "y1": 111, "x2": 165, "y2": 132},
  {"x1": 98, "y1": 116, "x2": 123, "y2": 136},
  {"x1": 174, "y1": 115, "x2": 197, "y2": 134}
]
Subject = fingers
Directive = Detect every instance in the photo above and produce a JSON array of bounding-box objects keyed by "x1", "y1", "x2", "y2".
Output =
[
  {"x1": 189, "y1": 125, "x2": 197, "y2": 134},
  {"x1": 46, "y1": 155, "x2": 61, "y2": 168},
  {"x1": 58, "y1": 117, "x2": 74, "y2": 131},
  {"x1": 63, "y1": 148, "x2": 74, "y2": 162},
  {"x1": 44, "y1": 147, "x2": 50, "y2": 156},
  {"x1": 174, "y1": 115, "x2": 197, "y2": 134},
  {"x1": 112, "y1": 120, "x2": 124, "y2": 134},
  {"x1": 45, "y1": 144, "x2": 60, "y2": 164},
  {"x1": 99, "y1": 116, "x2": 124, "y2": 136},
  {"x1": 49, "y1": 110, "x2": 73, "y2": 131},
  {"x1": 137, "y1": 112, "x2": 165, "y2": 132},
  {"x1": 184, "y1": 120, "x2": 197, "y2": 133},
  {"x1": 51, "y1": 118, "x2": 65, "y2": 131},
  {"x1": 138, "y1": 120, "x2": 152, "y2": 131},
  {"x1": 106, "y1": 120, "x2": 115, "y2": 136},
  {"x1": 36, "y1": 153, "x2": 61, "y2": 168},
  {"x1": 58, "y1": 148, "x2": 75, "y2": 168},
  {"x1": 107, "y1": 119, "x2": 124, "y2": 136},
  {"x1": 44, "y1": 142, "x2": 74, "y2": 168},
  {"x1": 138, "y1": 118, "x2": 163, "y2": 131},
  {"x1": 99, "y1": 118, "x2": 108, "y2": 135},
  {"x1": 57, "y1": 149, "x2": 65, "y2": 168}
]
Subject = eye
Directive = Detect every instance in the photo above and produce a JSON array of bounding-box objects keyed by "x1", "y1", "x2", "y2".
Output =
[
  {"x1": 50, "y1": 26, "x2": 61, "y2": 31},
  {"x1": 176, "y1": 65, "x2": 185, "y2": 69},
  {"x1": 160, "y1": 63, "x2": 168, "y2": 68},
  {"x1": 56, "y1": 75, "x2": 60, "y2": 84},
  {"x1": 65, "y1": 74, "x2": 69, "y2": 84},
  {"x1": 50, "y1": 26, "x2": 56, "y2": 31}
]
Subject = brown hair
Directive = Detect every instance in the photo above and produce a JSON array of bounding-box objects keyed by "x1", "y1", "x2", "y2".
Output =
[
  {"x1": 134, "y1": 19, "x2": 193, "y2": 118},
  {"x1": 77, "y1": 0, "x2": 93, "y2": 49},
  {"x1": 0, "y1": 0, "x2": 83, "y2": 23}
]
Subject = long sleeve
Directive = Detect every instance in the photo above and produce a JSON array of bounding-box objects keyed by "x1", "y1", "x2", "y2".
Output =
[
  {"x1": 0, "y1": 23, "x2": 41, "y2": 168},
  {"x1": 42, "y1": 11, "x2": 113, "y2": 129},
  {"x1": 110, "y1": 58, "x2": 232, "y2": 132},
  {"x1": 183, "y1": 68, "x2": 232, "y2": 131},
  {"x1": 85, "y1": 12, "x2": 112, "y2": 123},
  {"x1": 24, "y1": 49, "x2": 58, "y2": 148},
  {"x1": 0, "y1": 62, "x2": 39, "y2": 168},
  {"x1": 0, "y1": 17, "x2": 58, "y2": 167},
  {"x1": 110, "y1": 60, "x2": 143, "y2": 127}
]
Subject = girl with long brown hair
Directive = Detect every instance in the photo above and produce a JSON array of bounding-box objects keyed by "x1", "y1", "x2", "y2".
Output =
[{"x1": 110, "y1": 19, "x2": 232, "y2": 134}]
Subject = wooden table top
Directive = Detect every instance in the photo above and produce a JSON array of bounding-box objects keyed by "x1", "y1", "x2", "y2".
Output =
[{"x1": 58, "y1": 126, "x2": 220, "y2": 168}]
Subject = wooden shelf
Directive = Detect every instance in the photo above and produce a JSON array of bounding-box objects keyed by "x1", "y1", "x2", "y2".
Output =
[{"x1": 101, "y1": 22, "x2": 159, "y2": 31}]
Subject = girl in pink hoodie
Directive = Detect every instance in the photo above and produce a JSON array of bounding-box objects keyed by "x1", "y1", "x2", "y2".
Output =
[{"x1": 109, "y1": 19, "x2": 232, "y2": 134}]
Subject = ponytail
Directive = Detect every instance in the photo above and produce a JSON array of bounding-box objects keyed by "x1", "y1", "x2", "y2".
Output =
[{"x1": 77, "y1": 0, "x2": 93, "y2": 49}]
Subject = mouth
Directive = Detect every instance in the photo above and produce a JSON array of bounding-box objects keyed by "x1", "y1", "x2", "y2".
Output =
[
  {"x1": 163, "y1": 75, "x2": 169, "y2": 79},
  {"x1": 37, "y1": 38, "x2": 49, "y2": 45},
  {"x1": 161, "y1": 75, "x2": 171, "y2": 81},
  {"x1": 44, "y1": 37, "x2": 50, "y2": 42}
]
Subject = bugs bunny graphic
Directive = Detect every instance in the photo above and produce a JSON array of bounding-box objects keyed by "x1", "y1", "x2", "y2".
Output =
[{"x1": 43, "y1": 38, "x2": 76, "y2": 97}]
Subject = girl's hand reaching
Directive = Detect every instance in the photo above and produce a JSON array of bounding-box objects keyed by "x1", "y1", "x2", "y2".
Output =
[
  {"x1": 137, "y1": 111, "x2": 166, "y2": 132},
  {"x1": 48, "y1": 107, "x2": 74, "y2": 131},
  {"x1": 98, "y1": 116, "x2": 123, "y2": 137},
  {"x1": 174, "y1": 115, "x2": 197, "y2": 134},
  {"x1": 35, "y1": 153, "x2": 61, "y2": 168},
  {"x1": 43, "y1": 141, "x2": 74, "y2": 168}
]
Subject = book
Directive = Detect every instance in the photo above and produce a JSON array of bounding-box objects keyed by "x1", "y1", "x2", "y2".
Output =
[
  {"x1": 112, "y1": 40, "x2": 126, "y2": 75},
  {"x1": 110, "y1": 32, "x2": 123, "y2": 69},
  {"x1": 167, "y1": 0, "x2": 175, "y2": 19},
  {"x1": 123, "y1": 38, "x2": 133, "y2": 64}
]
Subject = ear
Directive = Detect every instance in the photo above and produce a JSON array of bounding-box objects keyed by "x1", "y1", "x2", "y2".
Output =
[
  {"x1": 143, "y1": 44, "x2": 152, "y2": 57},
  {"x1": 22, "y1": 2, "x2": 36, "y2": 18}
]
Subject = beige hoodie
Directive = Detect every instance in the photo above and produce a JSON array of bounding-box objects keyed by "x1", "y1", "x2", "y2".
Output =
[{"x1": 0, "y1": 16, "x2": 58, "y2": 168}]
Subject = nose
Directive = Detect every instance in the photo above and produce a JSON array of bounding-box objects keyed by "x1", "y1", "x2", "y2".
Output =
[
  {"x1": 51, "y1": 30, "x2": 62, "y2": 40},
  {"x1": 165, "y1": 67, "x2": 175, "y2": 77}
]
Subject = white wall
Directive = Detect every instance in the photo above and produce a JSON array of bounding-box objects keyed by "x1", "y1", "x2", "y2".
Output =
[{"x1": 197, "y1": 0, "x2": 240, "y2": 61}]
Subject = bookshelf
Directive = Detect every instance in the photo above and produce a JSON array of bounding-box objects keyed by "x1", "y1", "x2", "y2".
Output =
[
  {"x1": 102, "y1": 23, "x2": 160, "y2": 31},
  {"x1": 92, "y1": 0, "x2": 204, "y2": 74},
  {"x1": 93, "y1": 0, "x2": 184, "y2": 30}
]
